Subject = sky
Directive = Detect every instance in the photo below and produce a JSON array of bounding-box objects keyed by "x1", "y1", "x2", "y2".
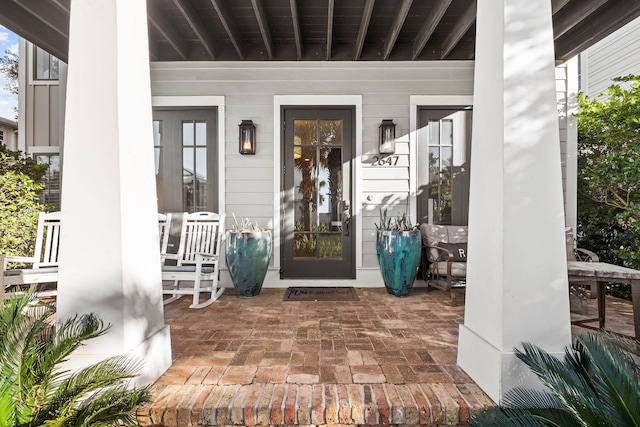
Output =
[{"x1": 0, "y1": 25, "x2": 18, "y2": 121}]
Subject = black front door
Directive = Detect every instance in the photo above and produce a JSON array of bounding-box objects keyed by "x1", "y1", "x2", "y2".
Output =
[{"x1": 281, "y1": 107, "x2": 355, "y2": 279}]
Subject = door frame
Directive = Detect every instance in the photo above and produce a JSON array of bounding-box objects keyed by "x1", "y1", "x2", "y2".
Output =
[{"x1": 273, "y1": 95, "x2": 363, "y2": 273}]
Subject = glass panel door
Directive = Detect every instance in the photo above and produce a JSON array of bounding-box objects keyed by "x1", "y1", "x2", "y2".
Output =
[
  {"x1": 152, "y1": 109, "x2": 218, "y2": 213},
  {"x1": 418, "y1": 108, "x2": 472, "y2": 225},
  {"x1": 283, "y1": 108, "x2": 354, "y2": 279}
]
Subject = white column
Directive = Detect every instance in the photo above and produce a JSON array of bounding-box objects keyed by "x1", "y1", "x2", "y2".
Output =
[
  {"x1": 457, "y1": 0, "x2": 571, "y2": 403},
  {"x1": 57, "y1": 0, "x2": 171, "y2": 385}
]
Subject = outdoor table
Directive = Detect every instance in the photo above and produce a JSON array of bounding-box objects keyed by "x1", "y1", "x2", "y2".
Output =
[{"x1": 567, "y1": 260, "x2": 640, "y2": 339}]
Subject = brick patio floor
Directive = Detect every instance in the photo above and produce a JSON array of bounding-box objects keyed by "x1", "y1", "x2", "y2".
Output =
[{"x1": 140, "y1": 286, "x2": 636, "y2": 427}]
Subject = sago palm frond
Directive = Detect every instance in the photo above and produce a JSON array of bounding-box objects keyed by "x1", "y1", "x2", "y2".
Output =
[
  {"x1": 472, "y1": 331, "x2": 640, "y2": 427},
  {"x1": 0, "y1": 293, "x2": 152, "y2": 427},
  {"x1": 36, "y1": 355, "x2": 145, "y2": 420},
  {"x1": 574, "y1": 333, "x2": 640, "y2": 427}
]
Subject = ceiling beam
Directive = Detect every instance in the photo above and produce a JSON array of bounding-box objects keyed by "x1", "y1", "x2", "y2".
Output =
[
  {"x1": 148, "y1": 4, "x2": 189, "y2": 60},
  {"x1": 251, "y1": 0, "x2": 274, "y2": 60},
  {"x1": 382, "y1": 0, "x2": 413, "y2": 60},
  {"x1": 0, "y1": 0, "x2": 68, "y2": 61},
  {"x1": 553, "y1": 0, "x2": 608, "y2": 39},
  {"x1": 439, "y1": 0, "x2": 476, "y2": 59},
  {"x1": 551, "y1": 0, "x2": 571, "y2": 14},
  {"x1": 170, "y1": 0, "x2": 216, "y2": 59},
  {"x1": 210, "y1": 0, "x2": 244, "y2": 59},
  {"x1": 412, "y1": 0, "x2": 452, "y2": 60},
  {"x1": 555, "y1": 0, "x2": 640, "y2": 61},
  {"x1": 354, "y1": 0, "x2": 375, "y2": 60},
  {"x1": 290, "y1": 0, "x2": 302, "y2": 59},
  {"x1": 50, "y1": 0, "x2": 70, "y2": 13},
  {"x1": 326, "y1": 0, "x2": 334, "y2": 60}
]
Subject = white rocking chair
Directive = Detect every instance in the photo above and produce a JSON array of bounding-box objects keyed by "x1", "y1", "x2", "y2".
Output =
[
  {"x1": 158, "y1": 212, "x2": 172, "y2": 252},
  {"x1": 161, "y1": 211, "x2": 225, "y2": 308},
  {"x1": 1, "y1": 211, "x2": 61, "y2": 297}
]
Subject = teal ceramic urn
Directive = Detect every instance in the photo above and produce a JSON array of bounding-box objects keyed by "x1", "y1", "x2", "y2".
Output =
[
  {"x1": 376, "y1": 230, "x2": 421, "y2": 297},
  {"x1": 225, "y1": 230, "x2": 272, "y2": 298}
]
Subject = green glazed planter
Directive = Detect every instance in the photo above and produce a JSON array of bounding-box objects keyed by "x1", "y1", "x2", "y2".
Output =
[
  {"x1": 376, "y1": 230, "x2": 421, "y2": 297},
  {"x1": 225, "y1": 230, "x2": 272, "y2": 298}
]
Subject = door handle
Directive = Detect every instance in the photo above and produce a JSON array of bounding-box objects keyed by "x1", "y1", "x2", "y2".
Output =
[{"x1": 342, "y1": 200, "x2": 351, "y2": 236}]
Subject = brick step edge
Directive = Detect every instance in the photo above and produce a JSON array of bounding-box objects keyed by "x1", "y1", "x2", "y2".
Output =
[{"x1": 139, "y1": 382, "x2": 495, "y2": 426}]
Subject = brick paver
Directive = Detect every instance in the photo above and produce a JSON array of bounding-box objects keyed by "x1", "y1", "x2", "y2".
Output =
[{"x1": 142, "y1": 287, "x2": 635, "y2": 426}]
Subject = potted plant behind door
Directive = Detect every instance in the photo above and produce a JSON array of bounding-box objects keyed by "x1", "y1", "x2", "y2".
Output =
[
  {"x1": 225, "y1": 215, "x2": 272, "y2": 298},
  {"x1": 375, "y1": 208, "x2": 421, "y2": 297}
]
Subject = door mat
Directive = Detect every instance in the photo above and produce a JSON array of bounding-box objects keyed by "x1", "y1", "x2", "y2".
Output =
[{"x1": 283, "y1": 287, "x2": 359, "y2": 301}]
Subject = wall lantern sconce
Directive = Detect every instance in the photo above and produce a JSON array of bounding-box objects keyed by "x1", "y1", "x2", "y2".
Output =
[
  {"x1": 379, "y1": 119, "x2": 396, "y2": 154},
  {"x1": 239, "y1": 120, "x2": 256, "y2": 155}
]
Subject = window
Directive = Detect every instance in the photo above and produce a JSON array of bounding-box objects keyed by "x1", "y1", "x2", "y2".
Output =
[
  {"x1": 0, "y1": 130, "x2": 4, "y2": 143},
  {"x1": 35, "y1": 154, "x2": 61, "y2": 210},
  {"x1": 428, "y1": 117, "x2": 454, "y2": 224},
  {"x1": 182, "y1": 120, "x2": 208, "y2": 213},
  {"x1": 33, "y1": 46, "x2": 59, "y2": 81}
]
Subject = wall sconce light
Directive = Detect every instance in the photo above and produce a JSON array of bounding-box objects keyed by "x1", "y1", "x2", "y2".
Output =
[
  {"x1": 379, "y1": 119, "x2": 396, "y2": 154},
  {"x1": 239, "y1": 120, "x2": 256, "y2": 155}
]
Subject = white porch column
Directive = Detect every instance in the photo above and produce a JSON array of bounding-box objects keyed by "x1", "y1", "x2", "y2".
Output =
[
  {"x1": 57, "y1": 0, "x2": 171, "y2": 385},
  {"x1": 457, "y1": 0, "x2": 571, "y2": 403}
]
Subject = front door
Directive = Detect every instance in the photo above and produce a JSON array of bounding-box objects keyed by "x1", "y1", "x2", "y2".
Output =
[{"x1": 282, "y1": 107, "x2": 355, "y2": 279}]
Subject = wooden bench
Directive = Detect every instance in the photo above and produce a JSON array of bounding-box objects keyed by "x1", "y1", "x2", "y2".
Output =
[
  {"x1": 568, "y1": 260, "x2": 640, "y2": 339},
  {"x1": 1, "y1": 211, "x2": 61, "y2": 297}
]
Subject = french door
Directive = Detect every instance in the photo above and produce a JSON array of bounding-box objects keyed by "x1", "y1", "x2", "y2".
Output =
[
  {"x1": 152, "y1": 109, "x2": 218, "y2": 213},
  {"x1": 417, "y1": 107, "x2": 472, "y2": 225},
  {"x1": 281, "y1": 107, "x2": 355, "y2": 279}
]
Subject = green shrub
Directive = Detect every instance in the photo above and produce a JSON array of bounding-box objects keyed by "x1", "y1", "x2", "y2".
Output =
[{"x1": 0, "y1": 144, "x2": 48, "y2": 258}]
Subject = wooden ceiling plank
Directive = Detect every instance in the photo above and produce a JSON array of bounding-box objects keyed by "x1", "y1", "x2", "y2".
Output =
[
  {"x1": 382, "y1": 0, "x2": 413, "y2": 60},
  {"x1": 0, "y1": 0, "x2": 68, "y2": 61},
  {"x1": 9, "y1": 0, "x2": 68, "y2": 39},
  {"x1": 553, "y1": 0, "x2": 608, "y2": 39},
  {"x1": 354, "y1": 0, "x2": 375, "y2": 60},
  {"x1": 555, "y1": 0, "x2": 640, "y2": 61},
  {"x1": 411, "y1": 0, "x2": 452, "y2": 60},
  {"x1": 210, "y1": 0, "x2": 244, "y2": 59},
  {"x1": 251, "y1": 0, "x2": 274, "y2": 60},
  {"x1": 170, "y1": 0, "x2": 216, "y2": 59},
  {"x1": 148, "y1": 5, "x2": 189, "y2": 60},
  {"x1": 326, "y1": 0, "x2": 334, "y2": 60},
  {"x1": 439, "y1": 0, "x2": 476, "y2": 59},
  {"x1": 290, "y1": 0, "x2": 302, "y2": 59}
]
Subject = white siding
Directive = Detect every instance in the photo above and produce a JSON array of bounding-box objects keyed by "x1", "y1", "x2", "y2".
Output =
[
  {"x1": 151, "y1": 61, "x2": 475, "y2": 272},
  {"x1": 20, "y1": 58, "x2": 574, "y2": 282},
  {"x1": 582, "y1": 16, "x2": 640, "y2": 96}
]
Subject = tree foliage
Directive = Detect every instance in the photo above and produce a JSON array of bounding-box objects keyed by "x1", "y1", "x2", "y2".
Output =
[
  {"x1": 0, "y1": 144, "x2": 49, "y2": 258},
  {"x1": 0, "y1": 49, "x2": 18, "y2": 96},
  {"x1": 575, "y1": 75, "x2": 640, "y2": 275},
  {"x1": 0, "y1": 293, "x2": 151, "y2": 426}
]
